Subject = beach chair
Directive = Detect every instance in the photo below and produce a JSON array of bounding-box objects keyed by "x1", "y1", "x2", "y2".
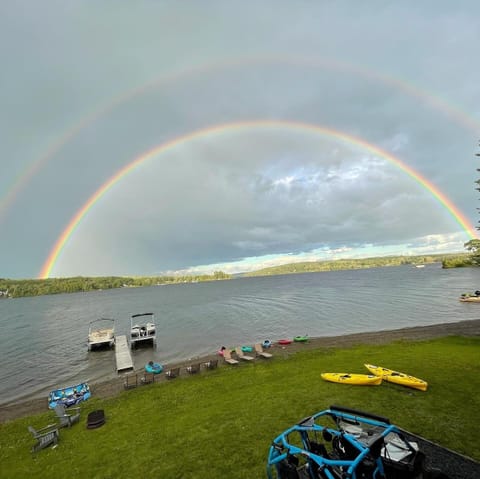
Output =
[
  {"x1": 165, "y1": 367, "x2": 180, "y2": 379},
  {"x1": 254, "y1": 343, "x2": 273, "y2": 359},
  {"x1": 124, "y1": 373, "x2": 138, "y2": 389},
  {"x1": 53, "y1": 404, "x2": 81, "y2": 428},
  {"x1": 186, "y1": 363, "x2": 201, "y2": 374},
  {"x1": 235, "y1": 347, "x2": 255, "y2": 361},
  {"x1": 28, "y1": 424, "x2": 59, "y2": 452},
  {"x1": 204, "y1": 358, "x2": 218, "y2": 370},
  {"x1": 222, "y1": 349, "x2": 239, "y2": 365}
]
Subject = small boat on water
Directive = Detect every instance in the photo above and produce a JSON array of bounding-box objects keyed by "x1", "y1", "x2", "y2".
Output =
[
  {"x1": 364, "y1": 363, "x2": 428, "y2": 391},
  {"x1": 321, "y1": 373, "x2": 382, "y2": 386},
  {"x1": 130, "y1": 313, "x2": 156, "y2": 349},
  {"x1": 48, "y1": 382, "x2": 91, "y2": 409},
  {"x1": 87, "y1": 318, "x2": 115, "y2": 351}
]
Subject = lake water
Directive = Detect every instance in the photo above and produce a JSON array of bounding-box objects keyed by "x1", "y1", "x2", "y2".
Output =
[{"x1": 0, "y1": 264, "x2": 478, "y2": 405}]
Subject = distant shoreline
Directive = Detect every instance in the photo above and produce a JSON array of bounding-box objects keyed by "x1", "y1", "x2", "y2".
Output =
[
  {"x1": 1, "y1": 252, "x2": 471, "y2": 298},
  {"x1": 1, "y1": 318, "x2": 479, "y2": 423}
]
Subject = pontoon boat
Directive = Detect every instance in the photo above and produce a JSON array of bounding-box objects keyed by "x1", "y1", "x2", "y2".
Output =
[
  {"x1": 130, "y1": 312, "x2": 156, "y2": 348},
  {"x1": 87, "y1": 318, "x2": 115, "y2": 351}
]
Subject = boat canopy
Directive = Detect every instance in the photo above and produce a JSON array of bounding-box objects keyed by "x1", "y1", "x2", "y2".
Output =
[
  {"x1": 89, "y1": 317, "x2": 115, "y2": 326},
  {"x1": 131, "y1": 312, "x2": 153, "y2": 318}
]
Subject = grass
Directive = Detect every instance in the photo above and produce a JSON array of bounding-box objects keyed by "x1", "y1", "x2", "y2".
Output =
[{"x1": 1, "y1": 336, "x2": 479, "y2": 478}]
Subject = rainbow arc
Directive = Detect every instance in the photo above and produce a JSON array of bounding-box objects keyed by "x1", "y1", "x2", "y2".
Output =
[
  {"x1": 39, "y1": 119, "x2": 477, "y2": 279},
  {"x1": 2, "y1": 55, "x2": 479, "y2": 224}
]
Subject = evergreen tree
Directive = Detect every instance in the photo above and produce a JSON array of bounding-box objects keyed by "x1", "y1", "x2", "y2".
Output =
[{"x1": 464, "y1": 141, "x2": 480, "y2": 264}]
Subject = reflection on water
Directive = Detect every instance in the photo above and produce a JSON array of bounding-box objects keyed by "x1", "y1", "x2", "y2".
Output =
[{"x1": 0, "y1": 265, "x2": 478, "y2": 404}]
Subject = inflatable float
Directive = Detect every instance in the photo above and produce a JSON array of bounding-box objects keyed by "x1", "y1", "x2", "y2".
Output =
[
  {"x1": 145, "y1": 361, "x2": 163, "y2": 374},
  {"x1": 294, "y1": 335, "x2": 309, "y2": 342},
  {"x1": 48, "y1": 382, "x2": 91, "y2": 409},
  {"x1": 262, "y1": 339, "x2": 272, "y2": 348},
  {"x1": 278, "y1": 339, "x2": 292, "y2": 345}
]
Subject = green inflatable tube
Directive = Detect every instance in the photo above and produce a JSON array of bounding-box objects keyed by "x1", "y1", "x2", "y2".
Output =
[{"x1": 294, "y1": 336, "x2": 308, "y2": 342}]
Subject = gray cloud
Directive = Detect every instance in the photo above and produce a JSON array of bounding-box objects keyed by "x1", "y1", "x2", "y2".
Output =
[{"x1": 0, "y1": 1, "x2": 479, "y2": 278}]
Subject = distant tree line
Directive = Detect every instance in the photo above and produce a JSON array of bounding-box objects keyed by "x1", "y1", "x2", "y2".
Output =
[
  {"x1": 0, "y1": 271, "x2": 231, "y2": 298},
  {"x1": 2, "y1": 252, "x2": 477, "y2": 298},
  {"x1": 243, "y1": 253, "x2": 472, "y2": 277}
]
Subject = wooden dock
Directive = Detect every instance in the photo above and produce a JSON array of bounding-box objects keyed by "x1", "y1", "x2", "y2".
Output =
[{"x1": 115, "y1": 335, "x2": 134, "y2": 372}]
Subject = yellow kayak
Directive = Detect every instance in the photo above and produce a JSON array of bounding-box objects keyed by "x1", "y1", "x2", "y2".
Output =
[
  {"x1": 364, "y1": 364, "x2": 428, "y2": 391},
  {"x1": 321, "y1": 373, "x2": 382, "y2": 386}
]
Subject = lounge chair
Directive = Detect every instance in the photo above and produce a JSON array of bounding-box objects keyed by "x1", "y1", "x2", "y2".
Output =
[
  {"x1": 222, "y1": 349, "x2": 239, "y2": 365},
  {"x1": 28, "y1": 424, "x2": 59, "y2": 452},
  {"x1": 165, "y1": 367, "x2": 180, "y2": 379},
  {"x1": 255, "y1": 343, "x2": 273, "y2": 359},
  {"x1": 204, "y1": 359, "x2": 218, "y2": 370},
  {"x1": 186, "y1": 363, "x2": 200, "y2": 374},
  {"x1": 53, "y1": 404, "x2": 81, "y2": 428},
  {"x1": 124, "y1": 373, "x2": 138, "y2": 389},
  {"x1": 235, "y1": 347, "x2": 254, "y2": 361}
]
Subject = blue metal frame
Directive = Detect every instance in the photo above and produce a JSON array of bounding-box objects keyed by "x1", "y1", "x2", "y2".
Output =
[{"x1": 266, "y1": 406, "x2": 404, "y2": 479}]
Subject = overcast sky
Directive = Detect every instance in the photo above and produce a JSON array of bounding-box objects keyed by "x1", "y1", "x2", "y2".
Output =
[{"x1": 1, "y1": 1, "x2": 479, "y2": 279}]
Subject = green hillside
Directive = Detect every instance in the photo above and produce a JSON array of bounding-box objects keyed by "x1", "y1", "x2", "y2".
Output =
[{"x1": 243, "y1": 253, "x2": 470, "y2": 277}]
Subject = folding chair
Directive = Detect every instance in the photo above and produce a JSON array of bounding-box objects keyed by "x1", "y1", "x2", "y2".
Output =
[
  {"x1": 165, "y1": 367, "x2": 180, "y2": 379},
  {"x1": 186, "y1": 363, "x2": 200, "y2": 374},
  {"x1": 124, "y1": 373, "x2": 138, "y2": 389},
  {"x1": 204, "y1": 359, "x2": 218, "y2": 370}
]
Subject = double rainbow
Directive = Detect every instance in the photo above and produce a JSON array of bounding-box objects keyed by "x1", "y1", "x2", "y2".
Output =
[
  {"x1": 39, "y1": 119, "x2": 477, "y2": 278},
  {"x1": 2, "y1": 55, "x2": 480, "y2": 223}
]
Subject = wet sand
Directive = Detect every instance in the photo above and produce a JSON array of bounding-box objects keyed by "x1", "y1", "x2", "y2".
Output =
[{"x1": 2, "y1": 318, "x2": 479, "y2": 423}]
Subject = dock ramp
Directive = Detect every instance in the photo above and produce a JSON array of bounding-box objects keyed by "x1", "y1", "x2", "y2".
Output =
[{"x1": 115, "y1": 335, "x2": 134, "y2": 372}]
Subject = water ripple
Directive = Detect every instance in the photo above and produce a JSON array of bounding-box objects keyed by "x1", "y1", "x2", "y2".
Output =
[{"x1": 1, "y1": 265, "x2": 478, "y2": 404}]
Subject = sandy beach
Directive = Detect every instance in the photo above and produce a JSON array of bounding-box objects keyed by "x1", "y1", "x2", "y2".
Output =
[{"x1": 2, "y1": 318, "x2": 479, "y2": 423}]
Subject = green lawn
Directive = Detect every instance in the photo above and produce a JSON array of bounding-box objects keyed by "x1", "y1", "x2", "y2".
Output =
[{"x1": 1, "y1": 336, "x2": 479, "y2": 478}]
